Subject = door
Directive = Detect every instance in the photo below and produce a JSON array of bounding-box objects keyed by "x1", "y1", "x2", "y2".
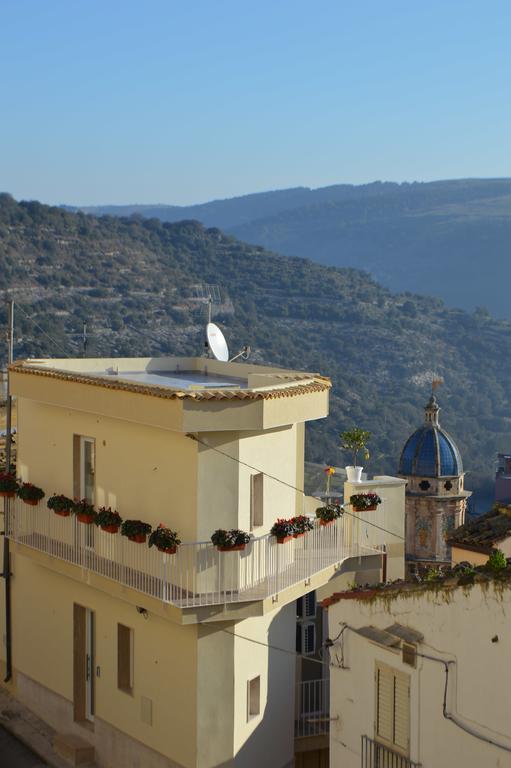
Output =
[
  {"x1": 74, "y1": 604, "x2": 95, "y2": 722},
  {"x1": 80, "y1": 437, "x2": 95, "y2": 503}
]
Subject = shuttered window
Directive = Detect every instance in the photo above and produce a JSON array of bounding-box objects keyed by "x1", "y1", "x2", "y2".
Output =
[
  {"x1": 302, "y1": 622, "x2": 316, "y2": 656},
  {"x1": 375, "y1": 662, "x2": 410, "y2": 755},
  {"x1": 304, "y1": 592, "x2": 316, "y2": 618}
]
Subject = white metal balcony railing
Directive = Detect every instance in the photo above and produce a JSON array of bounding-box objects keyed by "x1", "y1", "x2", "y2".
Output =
[
  {"x1": 4, "y1": 498, "x2": 380, "y2": 609},
  {"x1": 295, "y1": 678, "x2": 330, "y2": 738},
  {"x1": 361, "y1": 736, "x2": 422, "y2": 768}
]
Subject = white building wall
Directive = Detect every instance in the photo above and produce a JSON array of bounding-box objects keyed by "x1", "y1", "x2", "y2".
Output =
[{"x1": 327, "y1": 583, "x2": 511, "y2": 768}]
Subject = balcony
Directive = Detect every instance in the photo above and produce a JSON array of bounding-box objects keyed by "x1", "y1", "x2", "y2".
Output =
[
  {"x1": 4, "y1": 499, "x2": 380, "y2": 609},
  {"x1": 361, "y1": 736, "x2": 422, "y2": 768},
  {"x1": 295, "y1": 678, "x2": 330, "y2": 738}
]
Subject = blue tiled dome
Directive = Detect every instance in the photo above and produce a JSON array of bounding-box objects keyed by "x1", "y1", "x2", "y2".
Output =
[{"x1": 399, "y1": 396, "x2": 463, "y2": 477}]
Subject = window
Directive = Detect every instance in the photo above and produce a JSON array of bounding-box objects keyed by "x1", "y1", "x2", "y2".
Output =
[
  {"x1": 247, "y1": 676, "x2": 260, "y2": 719},
  {"x1": 301, "y1": 622, "x2": 316, "y2": 656},
  {"x1": 304, "y1": 592, "x2": 316, "y2": 619},
  {"x1": 375, "y1": 662, "x2": 410, "y2": 756},
  {"x1": 250, "y1": 473, "x2": 264, "y2": 529},
  {"x1": 73, "y1": 435, "x2": 95, "y2": 503},
  {"x1": 118, "y1": 624, "x2": 134, "y2": 693}
]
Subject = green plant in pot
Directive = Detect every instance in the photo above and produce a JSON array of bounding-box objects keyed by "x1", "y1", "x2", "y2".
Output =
[
  {"x1": 17, "y1": 482, "x2": 45, "y2": 506},
  {"x1": 290, "y1": 515, "x2": 314, "y2": 537},
  {"x1": 0, "y1": 471, "x2": 18, "y2": 498},
  {"x1": 95, "y1": 506, "x2": 123, "y2": 533},
  {"x1": 211, "y1": 529, "x2": 251, "y2": 551},
  {"x1": 315, "y1": 503, "x2": 342, "y2": 525},
  {"x1": 121, "y1": 519, "x2": 152, "y2": 543},
  {"x1": 47, "y1": 493, "x2": 74, "y2": 517},
  {"x1": 340, "y1": 427, "x2": 371, "y2": 483},
  {"x1": 350, "y1": 492, "x2": 382, "y2": 512},
  {"x1": 73, "y1": 498, "x2": 96, "y2": 524},
  {"x1": 149, "y1": 524, "x2": 181, "y2": 554},
  {"x1": 270, "y1": 518, "x2": 294, "y2": 543}
]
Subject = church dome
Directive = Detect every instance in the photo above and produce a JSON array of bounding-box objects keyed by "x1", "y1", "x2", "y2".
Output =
[{"x1": 399, "y1": 395, "x2": 463, "y2": 478}]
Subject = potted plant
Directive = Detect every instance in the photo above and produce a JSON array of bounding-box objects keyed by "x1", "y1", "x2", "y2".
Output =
[
  {"x1": 315, "y1": 503, "x2": 342, "y2": 526},
  {"x1": 95, "y1": 506, "x2": 123, "y2": 533},
  {"x1": 149, "y1": 524, "x2": 181, "y2": 554},
  {"x1": 73, "y1": 498, "x2": 96, "y2": 524},
  {"x1": 350, "y1": 492, "x2": 382, "y2": 512},
  {"x1": 17, "y1": 482, "x2": 45, "y2": 506},
  {"x1": 211, "y1": 529, "x2": 251, "y2": 552},
  {"x1": 340, "y1": 428, "x2": 371, "y2": 483},
  {"x1": 290, "y1": 515, "x2": 314, "y2": 537},
  {"x1": 47, "y1": 493, "x2": 74, "y2": 517},
  {"x1": 0, "y1": 471, "x2": 18, "y2": 498},
  {"x1": 121, "y1": 519, "x2": 152, "y2": 543},
  {"x1": 270, "y1": 518, "x2": 295, "y2": 544}
]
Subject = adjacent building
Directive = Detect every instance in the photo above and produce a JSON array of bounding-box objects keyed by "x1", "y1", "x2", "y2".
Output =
[
  {"x1": 0, "y1": 355, "x2": 403, "y2": 768},
  {"x1": 448, "y1": 502, "x2": 511, "y2": 566}
]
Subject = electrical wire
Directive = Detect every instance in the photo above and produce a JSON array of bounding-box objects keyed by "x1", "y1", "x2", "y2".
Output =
[
  {"x1": 15, "y1": 303, "x2": 77, "y2": 358},
  {"x1": 220, "y1": 627, "x2": 325, "y2": 666},
  {"x1": 188, "y1": 434, "x2": 405, "y2": 542}
]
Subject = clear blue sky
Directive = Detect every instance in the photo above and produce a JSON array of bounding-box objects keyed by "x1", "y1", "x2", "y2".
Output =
[{"x1": 1, "y1": 0, "x2": 510, "y2": 206}]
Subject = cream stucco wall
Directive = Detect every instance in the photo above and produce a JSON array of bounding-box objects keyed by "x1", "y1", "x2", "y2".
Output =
[
  {"x1": 451, "y1": 536, "x2": 511, "y2": 567},
  {"x1": 327, "y1": 583, "x2": 511, "y2": 768}
]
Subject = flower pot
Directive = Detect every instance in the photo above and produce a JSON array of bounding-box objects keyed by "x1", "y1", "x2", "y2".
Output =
[
  {"x1": 0, "y1": 490, "x2": 16, "y2": 498},
  {"x1": 101, "y1": 524, "x2": 120, "y2": 534},
  {"x1": 23, "y1": 498, "x2": 39, "y2": 506},
  {"x1": 54, "y1": 509, "x2": 71, "y2": 517},
  {"x1": 157, "y1": 545, "x2": 177, "y2": 555},
  {"x1": 77, "y1": 512, "x2": 95, "y2": 524},
  {"x1": 353, "y1": 504, "x2": 377, "y2": 512},
  {"x1": 218, "y1": 543, "x2": 246, "y2": 552},
  {"x1": 319, "y1": 519, "x2": 334, "y2": 526},
  {"x1": 346, "y1": 466, "x2": 363, "y2": 483},
  {"x1": 276, "y1": 535, "x2": 293, "y2": 544},
  {"x1": 293, "y1": 532, "x2": 305, "y2": 538},
  {"x1": 128, "y1": 533, "x2": 147, "y2": 543}
]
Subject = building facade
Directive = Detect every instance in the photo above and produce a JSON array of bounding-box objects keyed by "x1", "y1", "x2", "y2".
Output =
[
  {"x1": 0, "y1": 355, "x2": 397, "y2": 768},
  {"x1": 398, "y1": 395, "x2": 471, "y2": 570}
]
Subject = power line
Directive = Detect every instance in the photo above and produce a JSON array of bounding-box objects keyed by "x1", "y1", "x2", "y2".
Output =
[
  {"x1": 220, "y1": 627, "x2": 325, "y2": 666},
  {"x1": 15, "y1": 303, "x2": 77, "y2": 358},
  {"x1": 188, "y1": 434, "x2": 405, "y2": 542}
]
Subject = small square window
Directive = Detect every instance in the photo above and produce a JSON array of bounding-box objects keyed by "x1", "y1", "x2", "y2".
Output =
[{"x1": 247, "y1": 676, "x2": 260, "y2": 719}]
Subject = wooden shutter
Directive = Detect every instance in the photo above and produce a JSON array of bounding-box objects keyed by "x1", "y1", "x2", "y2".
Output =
[
  {"x1": 375, "y1": 662, "x2": 410, "y2": 755},
  {"x1": 304, "y1": 592, "x2": 316, "y2": 618},
  {"x1": 302, "y1": 623, "x2": 316, "y2": 655}
]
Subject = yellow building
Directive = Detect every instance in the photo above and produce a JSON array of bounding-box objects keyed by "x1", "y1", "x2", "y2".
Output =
[{"x1": 0, "y1": 355, "x2": 400, "y2": 768}]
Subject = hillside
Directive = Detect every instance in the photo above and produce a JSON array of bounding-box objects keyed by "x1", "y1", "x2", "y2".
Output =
[
  {"x1": 2, "y1": 193, "x2": 510, "y2": 499},
  {"x1": 71, "y1": 179, "x2": 511, "y2": 319}
]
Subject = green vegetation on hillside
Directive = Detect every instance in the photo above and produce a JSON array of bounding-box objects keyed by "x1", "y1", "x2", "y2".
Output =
[{"x1": 1, "y1": 193, "x2": 509, "y2": 497}]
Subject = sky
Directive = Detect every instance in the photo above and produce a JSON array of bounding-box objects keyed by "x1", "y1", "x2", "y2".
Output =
[{"x1": 1, "y1": 0, "x2": 511, "y2": 206}]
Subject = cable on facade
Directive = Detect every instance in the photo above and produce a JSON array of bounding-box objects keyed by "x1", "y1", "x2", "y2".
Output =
[
  {"x1": 219, "y1": 627, "x2": 325, "y2": 666},
  {"x1": 335, "y1": 624, "x2": 511, "y2": 755},
  {"x1": 187, "y1": 434, "x2": 405, "y2": 543}
]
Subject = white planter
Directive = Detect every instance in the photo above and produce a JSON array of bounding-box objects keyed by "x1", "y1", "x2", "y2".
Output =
[{"x1": 346, "y1": 466, "x2": 363, "y2": 483}]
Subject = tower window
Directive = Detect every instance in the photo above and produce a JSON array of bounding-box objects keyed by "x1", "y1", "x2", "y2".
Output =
[
  {"x1": 419, "y1": 480, "x2": 430, "y2": 491},
  {"x1": 444, "y1": 481, "x2": 453, "y2": 491}
]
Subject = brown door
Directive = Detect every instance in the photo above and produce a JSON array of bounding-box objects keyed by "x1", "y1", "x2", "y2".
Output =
[{"x1": 73, "y1": 605, "x2": 95, "y2": 722}]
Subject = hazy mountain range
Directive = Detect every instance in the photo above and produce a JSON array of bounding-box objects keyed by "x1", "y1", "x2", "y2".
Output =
[
  {"x1": 3, "y1": 193, "x2": 511, "y2": 500},
  {"x1": 68, "y1": 178, "x2": 511, "y2": 319}
]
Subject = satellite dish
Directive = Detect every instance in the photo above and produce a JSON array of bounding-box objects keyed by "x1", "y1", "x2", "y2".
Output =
[{"x1": 207, "y1": 323, "x2": 229, "y2": 362}]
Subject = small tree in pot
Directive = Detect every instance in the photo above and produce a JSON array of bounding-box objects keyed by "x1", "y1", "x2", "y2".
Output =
[{"x1": 340, "y1": 428, "x2": 371, "y2": 483}]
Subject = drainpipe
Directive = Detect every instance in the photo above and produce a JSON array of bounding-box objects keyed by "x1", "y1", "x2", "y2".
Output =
[{"x1": 2, "y1": 300, "x2": 14, "y2": 682}]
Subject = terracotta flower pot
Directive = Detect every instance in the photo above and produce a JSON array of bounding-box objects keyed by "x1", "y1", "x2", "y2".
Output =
[
  {"x1": 293, "y1": 532, "x2": 305, "y2": 538},
  {"x1": 353, "y1": 504, "x2": 377, "y2": 512},
  {"x1": 23, "y1": 498, "x2": 39, "y2": 506},
  {"x1": 157, "y1": 545, "x2": 177, "y2": 555},
  {"x1": 54, "y1": 509, "x2": 71, "y2": 517},
  {"x1": 319, "y1": 519, "x2": 334, "y2": 526},
  {"x1": 276, "y1": 535, "x2": 293, "y2": 544},
  {"x1": 128, "y1": 533, "x2": 147, "y2": 543},
  {"x1": 101, "y1": 524, "x2": 120, "y2": 534},
  {"x1": 77, "y1": 512, "x2": 95, "y2": 524},
  {"x1": 0, "y1": 490, "x2": 16, "y2": 498},
  {"x1": 218, "y1": 543, "x2": 246, "y2": 552}
]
